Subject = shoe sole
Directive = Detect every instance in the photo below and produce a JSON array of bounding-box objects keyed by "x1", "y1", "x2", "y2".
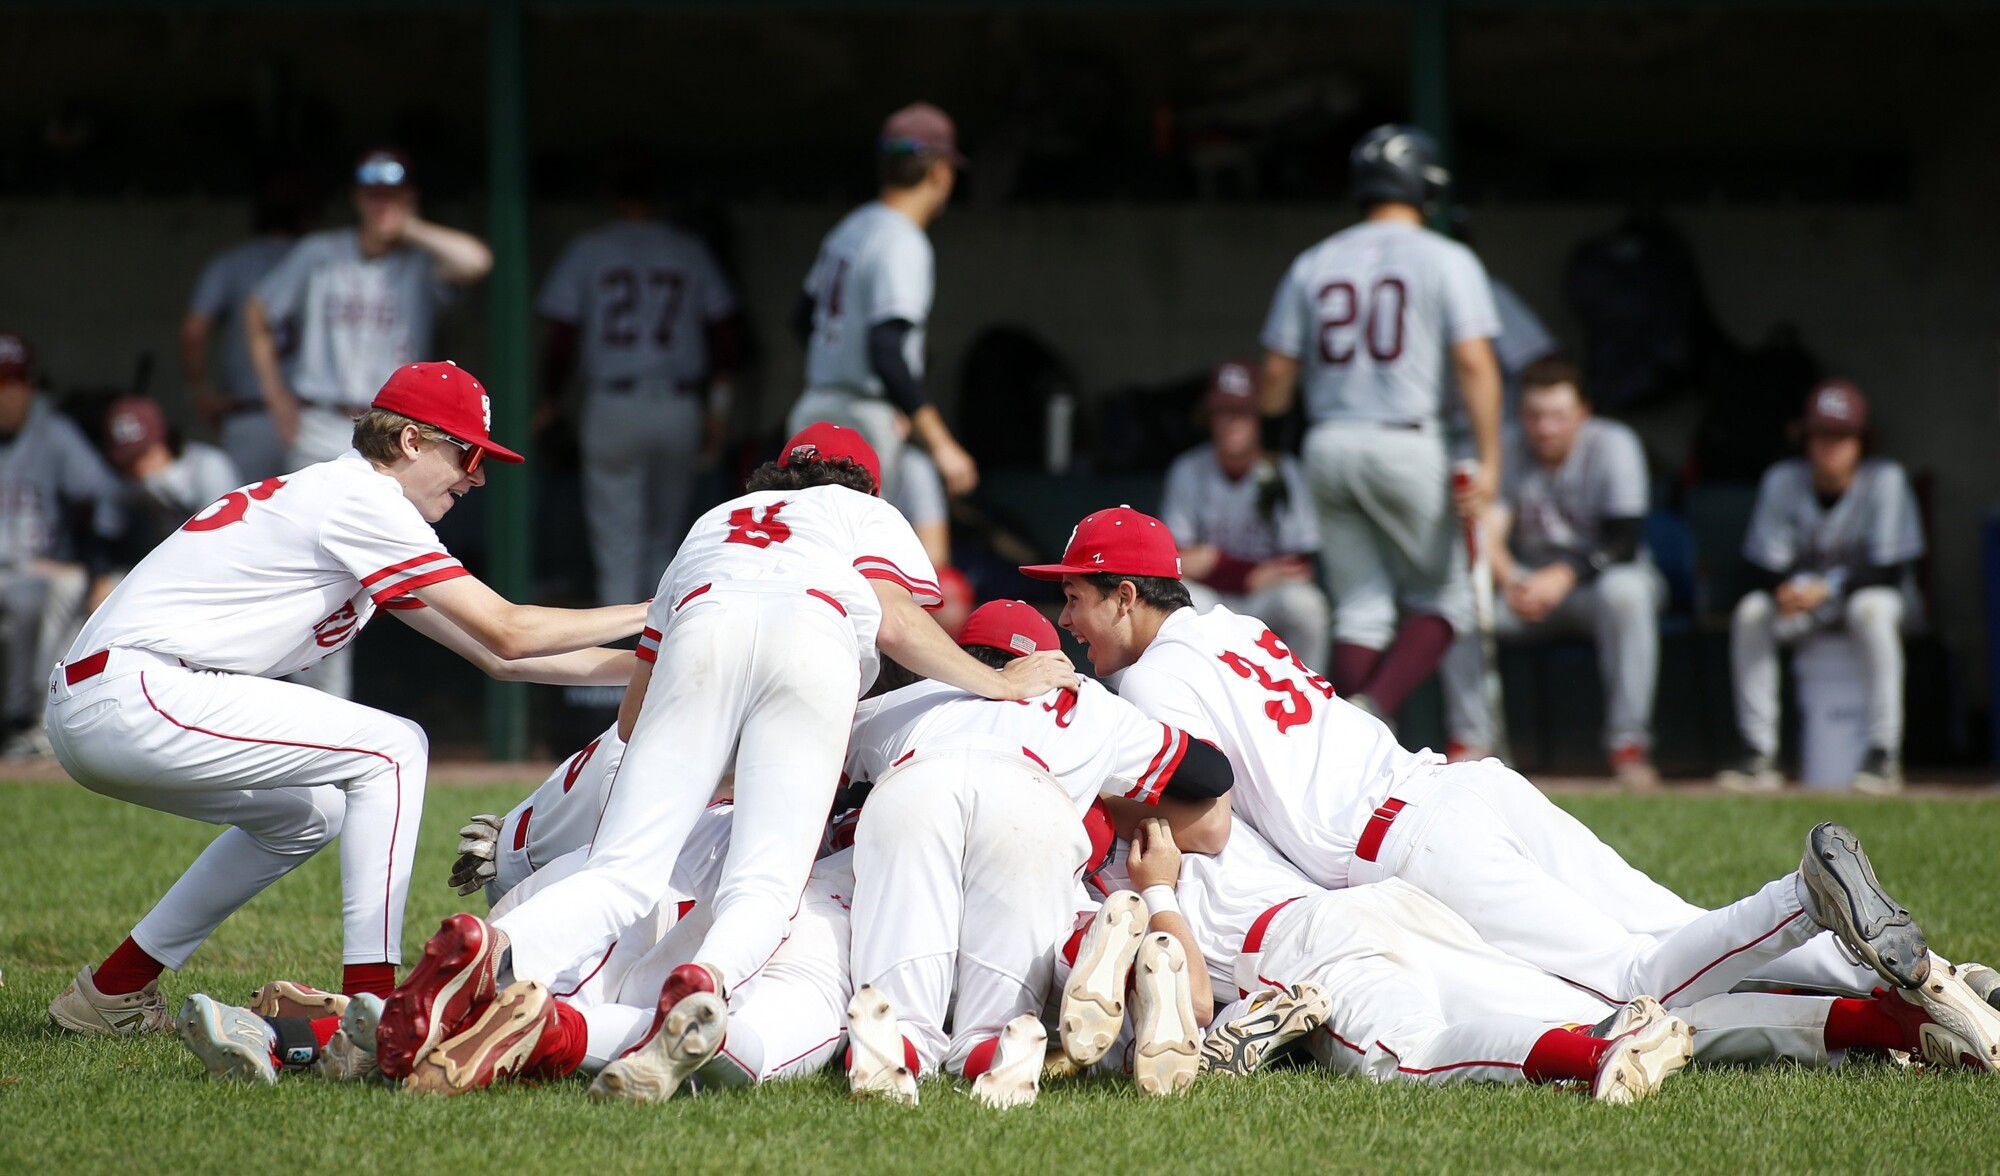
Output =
[
  {"x1": 377, "y1": 914, "x2": 495, "y2": 1080},
  {"x1": 590, "y1": 991, "x2": 728, "y2": 1103},
  {"x1": 969, "y1": 1015, "x2": 1046, "y2": 1109},
  {"x1": 1593, "y1": 1015, "x2": 1693, "y2": 1104},
  {"x1": 1801, "y1": 822, "x2": 1929, "y2": 988},
  {"x1": 843, "y1": 986, "x2": 918, "y2": 1105},
  {"x1": 176, "y1": 995, "x2": 277, "y2": 1086},
  {"x1": 1198, "y1": 984, "x2": 1332, "y2": 1077},
  {"x1": 1913, "y1": 957, "x2": 2000, "y2": 1072},
  {"x1": 1131, "y1": 934, "x2": 1199, "y2": 1097},
  {"x1": 404, "y1": 982, "x2": 551, "y2": 1096},
  {"x1": 1061, "y1": 892, "x2": 1148, "y2": 1067},
  {"x1": 613, "y1": 963, "x2": 718, "y2": 1063},
  {"x1": 250, "y1": 980, "x2": 348, "y2": 1021},
  {"x1": 1602, "y1": 995, "x2": 1667, "y2": 1040}
]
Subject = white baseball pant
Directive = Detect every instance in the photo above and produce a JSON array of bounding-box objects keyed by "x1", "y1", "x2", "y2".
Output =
[
  {"x1": 489, "y1": 729, "x2": 626, "y2": 904},
  {"x1": 1731, "y1": 585, "x2": 1909, "y2": 756},
  {"x1": 495, "y1": 584, "x2": 859, "y2": 992},
  {"x1": 580, "y1": 381, "x2": 704, "y2": 606},
  {"x1": 44, "y1": 648, "x2": 426, "y2": 966},
  {"x1": 849, "y1": 743, "x2": 1089, "y2": 1075}
]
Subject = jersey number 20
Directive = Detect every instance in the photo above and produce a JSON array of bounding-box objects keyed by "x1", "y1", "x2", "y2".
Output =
[{"x1": 1315, "y1": 277, "x2": 1406, "y2": 365}]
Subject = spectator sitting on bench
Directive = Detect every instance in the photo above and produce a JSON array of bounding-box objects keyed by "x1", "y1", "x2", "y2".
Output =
[{"x1": 1718, "y1": 380, "x2": 1923, "y2": 795}]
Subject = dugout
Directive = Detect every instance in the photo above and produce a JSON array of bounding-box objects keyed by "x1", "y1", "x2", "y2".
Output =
[{"x1": 2, "y1": 2, "x2": 1996, "y2": 769}]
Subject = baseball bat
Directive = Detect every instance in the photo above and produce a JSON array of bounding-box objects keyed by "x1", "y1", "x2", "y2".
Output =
[{"x1": 1454, "y1": 462, "x2": 1509, "y2": 763}]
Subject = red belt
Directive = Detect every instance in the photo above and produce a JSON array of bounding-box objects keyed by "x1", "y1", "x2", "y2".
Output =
[
  {"x1": 1242, "y1": 897, "x2": 1302, "y2": 954},
  {"x1": 63, "y1": 650, "x2": 111, "y2": 685},
  {"x1": 1355, "y1": 798, "x2": 1407, "y2": 864}
]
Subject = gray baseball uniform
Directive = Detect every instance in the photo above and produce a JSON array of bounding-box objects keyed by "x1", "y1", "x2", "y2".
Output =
[
  {"x1": 1731, "y1": 457, "x2": 1925, "y2": 755},
  {"x1": 189, "y1": 236, "x2": 296, "y2": 481},
  {"x1": 1442, "y1": 418, "x2": 1665, "y2": 753},
  {"x1": 789, "y1": 202, "x2": 934, "y2": 499},
  {"x1": 538, "y1": 220, "x2": 739, "y2": 605},
  {"x1": 1262, "y1": 219, "x2": 1500, "y2": 646},
  {"x1": 888, "y1": 445, "x2": 947, "y2": 532},
  {"x1": 1159, "y1": 445, "x2": 1330, "y2": 670}
]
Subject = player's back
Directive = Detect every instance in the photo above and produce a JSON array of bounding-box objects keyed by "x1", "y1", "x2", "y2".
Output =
[
  {"x1": 802, "y1": 202, "x2": 933, "y2": 394},
  {"x1": 543, "y1": 220, "x2": 729, "y2": 385}
]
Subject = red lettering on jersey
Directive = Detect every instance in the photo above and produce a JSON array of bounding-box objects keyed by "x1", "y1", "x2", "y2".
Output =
[
  {"x1": 724, "y1": 502, "x2": 792, "y2": 548},
  {"x1": 562, "y1": 738, "x2": 602, "y2": 793},
  {"x1": 1255, "y1": 629, "x2": 1335, "y2": 700},
  {"x1": 1219, "y1": 648, "x2": 1312, "y2": 733},
  {"x1": 313, "y1": 600, "x2": 360, "y2": 648},
  {"x1": 183, "y1": 478, "x2": 288, "y2": 532},
  {"x1": 1042, "y1": 687, "x2": 1079, "y2": 728}
]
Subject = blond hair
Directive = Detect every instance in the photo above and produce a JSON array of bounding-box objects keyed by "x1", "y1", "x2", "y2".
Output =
[{"x1": 352, "y1": 408, "x2": 455, "y2": 464}]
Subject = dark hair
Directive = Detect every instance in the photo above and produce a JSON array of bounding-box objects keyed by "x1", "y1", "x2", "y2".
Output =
[
  {"x1": 1519, "y1": 355, "x2": 1586, "y2": 403},
  {"x1": 1078, "y1": 573, "x2": 1192, "y2": 614},
  {"x1": 961, "y1": 644, "x2": 1017, "y2": 670},
  {"x1": 866, "y1": 657, "x2": 922, "y2": 697},
  {"x1": 878, "y1": 148, "x2": 942, "y2": 190},
  {"x1": 744, "y1": 457, "x2": 877, "y2": 497}
]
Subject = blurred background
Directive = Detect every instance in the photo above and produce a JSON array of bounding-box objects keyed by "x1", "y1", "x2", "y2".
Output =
[{"x1": 3, "y1": 1, "x2": 1996, "y2": 771}]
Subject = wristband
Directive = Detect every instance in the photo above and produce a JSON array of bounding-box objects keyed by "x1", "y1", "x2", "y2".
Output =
[{"x1": 1141, "y1": 884, "x2": 1180, "y2": 919}]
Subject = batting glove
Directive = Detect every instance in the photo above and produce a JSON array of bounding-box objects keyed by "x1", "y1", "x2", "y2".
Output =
[{"x1": 449, "y1": 814, "x2": 503, "y2": 897}]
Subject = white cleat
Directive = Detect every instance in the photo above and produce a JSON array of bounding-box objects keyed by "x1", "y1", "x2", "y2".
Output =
[
  {"x1": 177, "y1": 994, "x2": 278, "y2": 1086},
  {"x1": 317, "y1": 993, "x2": 384, "y2": 1082},
  {"x1": 50, "y1": 965, "x2": 172, "y2": 1037},
  {"x1": 1131, "y1": 932, "x2": 1200, "y2": 1097},
  {"x1": 1199, "y1": 983, "x2": 1332, "y2": 1076},
  {"x1": 1060, "y1": 891, "x2": 1148, "y2": 1067},
  {"x1": 1899, "y1": 953, "x2": 2000, "y2": 1072},
  {"x1": 589, "y1": 990, "x2": 727, "y2": 1104},
  {"x1": 969, "y1": 1014, "x2": 1046, "y2": 1110},
  {"x1": 1592, "y1": 1000, "x2": 1693, "y2": 1105},
  {"x1": 844, "y1": 986, "x2": 918, "y2": 1105}
]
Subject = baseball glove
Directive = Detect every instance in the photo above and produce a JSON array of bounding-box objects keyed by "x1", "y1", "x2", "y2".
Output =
[{"x1": 448, "y1": 814, "x2": 503, "y2": 897}]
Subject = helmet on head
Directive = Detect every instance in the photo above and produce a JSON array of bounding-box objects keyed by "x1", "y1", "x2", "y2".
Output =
[{"x1": 1350, "y1": 124, "x2": 1449, "y2": 211}]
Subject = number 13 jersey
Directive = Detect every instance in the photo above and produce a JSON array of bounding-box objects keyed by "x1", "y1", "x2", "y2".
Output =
[{"x1": 1116, "y1": 604, "x2": 1439, "y2": 887}]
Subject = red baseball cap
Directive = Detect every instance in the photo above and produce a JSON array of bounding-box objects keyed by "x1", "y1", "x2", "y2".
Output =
[
  {"x1": 1802, "y1": 379, "x2": 1868, "y2": 436},
  {"x1": 1020, "y1": 506, "x2": 1182, "y2": 582},
  {"x1": 371, "y1": 361, "x2": 524, "y2": 465},
  {"x1": 958, "y1": 600, "x2": 1059, "y2": 657},
  {"x1": 779, "y1": 421, "x2": 883, "y2": 494},
  {"x1": 880, "y1": 102, "x2": 968, "y2": 168}
]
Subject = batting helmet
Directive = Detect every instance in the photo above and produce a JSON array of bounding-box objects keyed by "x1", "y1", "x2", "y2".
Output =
[{"x1": 1350, "y1": 124, "x2": 1450, "y2": 210}]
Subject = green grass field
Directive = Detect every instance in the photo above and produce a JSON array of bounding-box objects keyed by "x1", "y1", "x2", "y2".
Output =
[{"x1": 3, "y1": 778, "x2": 1998, "y2": 1174}]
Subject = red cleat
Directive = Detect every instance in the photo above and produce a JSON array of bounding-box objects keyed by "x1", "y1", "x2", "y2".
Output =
[
  {"x1": 375, "y1": 914, "x2": 500, "y2": 1079},
  {"x1": 617, "y1": 963, "x2": 721, "y2": 1061}
]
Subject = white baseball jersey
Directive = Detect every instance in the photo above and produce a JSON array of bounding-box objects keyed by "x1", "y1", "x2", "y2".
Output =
[
  {"x1": 844, "y1": 677, "x2": 1193, "y2": 814},
  {"x1": 1158, "y1": 448, "x2": 1319, "y2": 562},
  {"x1": 1173, "y1": 822, "x2": 1321, "y2": 996},
  {"x1": 801, "y1": 202, "x2": 933, "y2": 397},
  {"x1": 189, "y1": 236, "x2": 298, "y2": 406},
  {"x1": 1260, "y1": 220, "x2": 1499, "y2": 425},
  {"x1": 254, "y1": 229, "x2": 454, "y2": 407},
  {"x1": 1503, "y1": 417, "x2": 1650, "y2": 571},
  {"x1": 66, "y1": 451, "x2": 465, "y2": 677},
  {"x1": 1742, "y1": 457, "x2": 1925, "y2": 577},
  {"x1": 638, "y1": 484, "x2": 939, "y2": 694},
  {"x1": 536, "y1": 221, "x2": 738, "y2": 387},
  {"x1": 1116, "y1": 605, "x2": 1437, "y2": 888}
]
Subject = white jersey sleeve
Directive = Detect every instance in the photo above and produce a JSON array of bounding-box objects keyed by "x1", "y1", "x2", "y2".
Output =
[
  {"x1": 1438, "y1": 242, "x2": 1502, "y2": 347},
  {"x1": 1258, "y1": 255, "x2": 1314, "y2": 362},
  {"x1": 251, "y1": 234, "x2": 333, "y2": 322},
  {"x1": 320, "y1": 489, "x2": 470, "y2": 607},
  {"x1": 860, "y1": 220, "x2": 933, "y2": 327}
]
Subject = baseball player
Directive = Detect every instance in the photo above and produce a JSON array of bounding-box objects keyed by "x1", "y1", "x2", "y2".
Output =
[
  {"x1": 1439, "y1": 356, "x2": 1666, "y2": 784},
  {"x1": 43, "y1": 361, "x2": 648, "y2": 1037},
  {"x1": 1023, "y1": 507, "x2": 1993, "y2": 1033},
  {"x1": 1160, "y1": 359, "x2": 1330, "y2": 672},
  {"x1": 537, "y1": 153, "x2": 744, "y2": 605},
  {"x1": 1258, "y1": 125, "x2": 1503, "y2": 721},
  {"x1": 1719, "y1": 380, "x2": 1924, "y2": 795},
  {"x1": 887, "y1": 426, "x2": 951, "y2": 568},
  {"x1": 789, "y1": 102, "x2": 978, "y2": 502},
  {"x1": 382, "y1": 422, "x2": 1075, "y2": 1093},
  {"x1": 100, "y1": 397, "x2": 243, "y2": 561}
]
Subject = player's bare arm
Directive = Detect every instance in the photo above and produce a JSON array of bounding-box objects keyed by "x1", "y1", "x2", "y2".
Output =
[
  {"x1": 1125, "y1": 816, "x2": 1214, "y2": 1023},
  {"x1": 412, "y1": 575, "x2": 646, "y2": 663},
  {"x1": 1102, "y1": 792, "x2": 1232, "y2": 855},
  {"x1": 392, "y1": 603, "x2": 638, "y2": 685},
  {"x1": 1451, "y1": 336, "x2": 1504, "y2": 517},
  {"x1": 401, "y1": 215, "x2": 493, "y2": 284},
  {"x1": 1259, "y1": 351, "x2": 1300, "y2": 416},
  {"x1": 871, "y1": 579, "x2": 1076, "y2": 699},
  {"x1": 241, "y1": 294, "x2": 300, "y2": 445},
  {"x1": 909, "y1": 404, "x2": 977, "y2": 495},
  {"x1": 178, "y1": 308, "x2": 227, "y2": 430}
]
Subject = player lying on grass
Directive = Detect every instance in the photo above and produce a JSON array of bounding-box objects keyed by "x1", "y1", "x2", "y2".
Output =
[
  {"x1": 1026, "y1": 507, "x2": 1957, "y2": 1015},
  {"x1": 45, "y1": 362, "x2": 649, "y2": 1038}
]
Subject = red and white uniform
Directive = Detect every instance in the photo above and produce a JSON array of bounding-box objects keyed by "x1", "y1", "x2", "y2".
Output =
[
  {"x1": 843, "y1": 677, "x2": 1196, "y2": 1075},
  {"x1": 495, "y1": 480, "x2": 938, "y2": 995},
  {"x1": 45, "y1": 452, "x2": 465, "y2": 969},
  {"x1": 489, "y1": 727, "x2": 627, "y2": 903},
  {"x1": 1120, "y1": 604, "x2": 1829, "y2": 1006}
]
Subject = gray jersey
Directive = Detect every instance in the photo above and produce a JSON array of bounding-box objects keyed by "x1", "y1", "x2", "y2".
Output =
[
  {"x1": 1743, "y1": 457, "x2": 1924, "y2": 577},
  {"x1": 1159, "y1": 447, "x2": 1319, "y2": 563},
  {"x1": 536, "y1": 220, "x2": 738, "y2": 387},
  {"x1": 0, "y1": 398, "x2": 122, "y2": 567},
  {"x1": 189, "y1": 236, "x2": 297, "y2": 405},
  {"x1": 1503, "y1": 418, "x2": 1649, "y2": 571},
  {"x1": 801, "y1": 202, "x2": 933, "y2": 397},
  {"x1": 1261, "y1": 220, "x2": 1500, "y2": 426},
  {"x1": 888, "y1": 446, "x2": 947, "y2": 529},
  {"x1": 254, "y1": 229, "x2": 453, "y2": 407}
]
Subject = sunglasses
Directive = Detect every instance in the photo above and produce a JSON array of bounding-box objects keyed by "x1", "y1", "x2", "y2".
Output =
[
  {"x1": 437, "y1": 433, "x2": 486, "y2": 474},
  {"x1": 355, "y1": 158, "x2": 409, "y2": 187}
]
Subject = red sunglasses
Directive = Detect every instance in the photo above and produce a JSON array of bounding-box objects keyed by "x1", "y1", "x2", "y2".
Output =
[{"x1": 437, "y1": 433, "x2": 486, "y2": 474}]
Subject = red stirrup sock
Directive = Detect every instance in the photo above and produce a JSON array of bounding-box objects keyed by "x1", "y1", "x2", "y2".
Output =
[
  {"x1": 1825, "y1": 993, "x2": 1914, "y2": 1053},
  {"x1": 342, "y1": 963, "x2": 397, "y2": 998},
  {"x1": 523, "y1": 1000, "x2": 590, "y2": 1079},
  {"x1": 961, "y1": 1036, "x2": 1000, "y2": 1081},
  {"x1": 1523, "y1": 1027, "x2": 1613, "y2": 1084},
  {"x1": 95, "y1": 937, "x2": 166, "y2": 995}
]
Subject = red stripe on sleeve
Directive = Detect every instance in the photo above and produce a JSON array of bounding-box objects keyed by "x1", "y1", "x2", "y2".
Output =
[
  {"x1": 1139, "y1": 730, "x2": 1190, "y2": 805},
  {"x1": 360, "y1": 551, "x2": 453, "y2": 589},
  {"x1": 1126, "y1": 725, "x2": 1175, "y2": 801},
  {"x1": 368, "y1": 564, "x2": 469, "y2": 605}
]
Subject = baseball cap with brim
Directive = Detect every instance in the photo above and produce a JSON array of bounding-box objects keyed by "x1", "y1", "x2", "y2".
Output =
[
  {"x1": 879, "y1": 102, "x2": 968, "y2": 168},
  {"x1": 778, "y1": 421, "x2": 883, "y2": 494},
  {"x1": 958, "y1": 600, "x2": 1059, "y2": 657},
  {"x1": 355, "y1": 149, "x2": 414, "y2": 189},
  {"x1": 105, "y1": 397, "x2": 167, "y2": 468},
  {"x1": 371, "y1": 361, "x2": 524, "y2": 466},
  {"x1": 1801, "y1": 379, "x2": 1868, "y2": 436},
  {"x1": 1020, "y1": 506, "x2": 1182, "y2": 582},
  {"x1": 0, "y1": 333, "x2": 30, "y2": 382},
  {"x1": 1205, "y1": 359, "x2": 1261, "y2": 417}
]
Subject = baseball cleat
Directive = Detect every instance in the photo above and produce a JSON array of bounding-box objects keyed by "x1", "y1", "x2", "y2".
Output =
[
  {"x1": 317, "y1": 993, "x2": 384, "y2": 1082},
  {"x1": 1877, "y1": 954, "x2": 2000, "y2": 1072},
  {"x1": 1199, "y1": 983, "x2": 1332, "y2": 1077},
  {"x1": 404, "y1": 980, "x2": 555, "y2": 1096},
  {"x1": 176, "y1": 994, "x2": 278, "y2": 1086},
  {"x1": 969, "y1": 1015, "x2": 1046, "y2": 1110},
  {"x1": 1958, "y1": 962, "x2": 2000, "y2": 1013},
  {"x1": 376, "y1": 913, "x2": 501, "y2": 1079},
  {"x1": 1060, "y1": 891, "x2": 1148, "y2": 1067},
  {"x1": 1131, "y1": 932, "x2": 1200, "y2": 1097},
  {"x1": 1716, "y1": 751, "x2": 1783, "y2": 793},
  {"x1": 1591, "y1": 1003, "x2": 1693, "y2": 1105},
  {"x1": 249, "y1": 979, "x2": 348, "y2": 1021},
  {"x1": 1799, "y1": 822, "x2": 1929, "y2": 989},
  {"x1": 49, "y1": 964, "x2": 172, "y2": 1037},
  {"x1": 590, "y1": 965, "x2": 728, "y2": 1104},
  {"x1": 843, "y1": 986, "x2": 919, "y2": 1105}
]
